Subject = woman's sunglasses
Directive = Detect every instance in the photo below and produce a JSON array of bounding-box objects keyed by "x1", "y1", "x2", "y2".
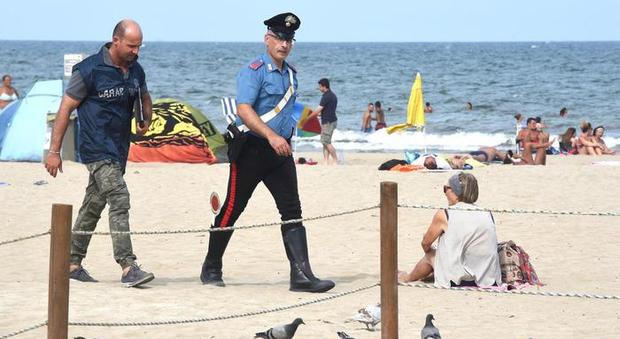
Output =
[{"x1": 443, "y1": 185, "x2": 452, "y2": 193}]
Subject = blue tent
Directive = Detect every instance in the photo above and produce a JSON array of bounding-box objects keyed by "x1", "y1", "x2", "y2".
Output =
[{"x1": 0, "y1": 80, "x2": 63, "y2": 161}]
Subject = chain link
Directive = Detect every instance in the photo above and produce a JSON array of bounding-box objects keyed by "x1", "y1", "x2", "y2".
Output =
[
  {"x1": 402, "y1": 283, "x2": 620, "y2": 300},
  {"x1": 398, "y1": 203, "x2": 620, "y2": 217},
  {"x1": 0, "y1": 321, "x2": 47, "y2": 339},
  {"x1": 68, "y1": 283, "x2": 379, "y2": 327},
  {"x1": 0, "y1": 231, "x2": 50, "y2": 247}
]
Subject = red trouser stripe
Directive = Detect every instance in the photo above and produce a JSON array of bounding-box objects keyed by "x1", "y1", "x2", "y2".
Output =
[{"x1": 219, "y1": 162, "x2": 237, "y2": 228}]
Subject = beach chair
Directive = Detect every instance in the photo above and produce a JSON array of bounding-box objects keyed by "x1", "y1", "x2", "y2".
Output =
[
  {"x1": 220, "y1": 96, "x2": 238, "y2": 138},
  {"x1": 220, "y1": 96, "x2": 286, "y2": 135}
]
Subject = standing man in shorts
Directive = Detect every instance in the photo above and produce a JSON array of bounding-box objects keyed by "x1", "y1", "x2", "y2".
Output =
[{"x1": 306, "y1": 78, "x2": 338, "y2": 164}]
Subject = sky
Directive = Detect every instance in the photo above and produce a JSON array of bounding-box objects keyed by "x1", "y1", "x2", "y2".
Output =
[{"x1": 1, "y1": 0, "x2": 618, "y2": 42}]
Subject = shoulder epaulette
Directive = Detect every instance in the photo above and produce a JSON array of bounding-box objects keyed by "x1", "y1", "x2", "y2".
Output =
[
  {"x1": 249, "y1": 59, "x2": 264, "y2": 70},
  {"x1": 288, "y1": 63, "x2": 297, "y2": 73}
]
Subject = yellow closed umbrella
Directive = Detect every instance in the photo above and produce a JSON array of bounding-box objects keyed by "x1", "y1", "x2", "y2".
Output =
[{"x1": 387, "y1": 72, "x2": 425, "y2": 134}]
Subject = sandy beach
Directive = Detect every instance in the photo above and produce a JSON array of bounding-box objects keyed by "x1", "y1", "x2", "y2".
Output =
[{"x1": 1, "y1": 153, "x2": 619, "y2": 338}]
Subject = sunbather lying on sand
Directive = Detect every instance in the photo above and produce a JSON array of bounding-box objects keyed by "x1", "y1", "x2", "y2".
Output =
[{"x1": 445, "y1": 147, "x2": 518, "y2": 169}]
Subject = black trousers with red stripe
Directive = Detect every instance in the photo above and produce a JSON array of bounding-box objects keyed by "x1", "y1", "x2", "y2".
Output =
[{"x1": 205, "y1": 135, "x2": 302, "y2": 270}]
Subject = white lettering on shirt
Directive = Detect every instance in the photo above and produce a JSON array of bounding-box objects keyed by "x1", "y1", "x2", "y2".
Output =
[{"x1": 98, "y1": 87, "x2": 125, "y2": 99}]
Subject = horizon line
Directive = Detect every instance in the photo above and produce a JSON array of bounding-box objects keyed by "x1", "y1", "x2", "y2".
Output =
[{"x1": 1, "y1": 38, "x2": 619, "y2": 44}]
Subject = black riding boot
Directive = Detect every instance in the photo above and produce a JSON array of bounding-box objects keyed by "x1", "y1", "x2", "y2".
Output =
[
  {"x1": 200, "y1": 230, "x2": 233, "y2": 286},
  {"x1": 282, "y1": 226, "x2": 335, "y2": 293}
]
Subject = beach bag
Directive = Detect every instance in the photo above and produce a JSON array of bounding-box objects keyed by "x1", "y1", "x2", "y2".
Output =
[{"x1": 497, "y1": 241, "x2": 543, "y2": 286}]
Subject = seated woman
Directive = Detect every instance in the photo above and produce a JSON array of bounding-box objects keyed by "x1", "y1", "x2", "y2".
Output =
[
  {"x1": 559, "y1": 127, "x2": 577, "y2": 154},
  {"x1": 0, "y1": 74, "x2": 19, "y2": 110},
  {"x1": 398, "y1": 172, "x2": 501, "y2": 288},
  {"x1": 592, "y1": 126, "x2": 616, "y2": 155},
  {"x1": 576, "y1": 122, "x2": 601, "y2": 155}
]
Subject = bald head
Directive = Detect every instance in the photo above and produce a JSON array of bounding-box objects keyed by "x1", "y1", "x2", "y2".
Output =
[
  {"x1": 112, "y1": 19, "x2": 143, "y2": 40},
  {"x1": 110, "y1": 19, "x2": 143, "y2": 66}
]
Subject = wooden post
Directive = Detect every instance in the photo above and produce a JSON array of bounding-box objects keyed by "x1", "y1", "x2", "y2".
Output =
[
  {"x1": 380, "y1": 182, "x2": 398, "y2": 339},
  {"x1": 48, "y1": 204, "x2": 72, "y2": 339}
]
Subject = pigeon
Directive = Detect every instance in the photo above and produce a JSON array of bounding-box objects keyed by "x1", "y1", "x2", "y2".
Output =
[
  {"x1": 254, "y1": 318, "x2": 304, "y2": 339},
  {"x1": 337, "y1": 331, "x2": 355, "y2": 339},
  {"x1": 350, "y1": 303, "x2": 381, "y2": 331},
  {"x1": 421, "y1": 313, "x2": 441, "y2": 339}
]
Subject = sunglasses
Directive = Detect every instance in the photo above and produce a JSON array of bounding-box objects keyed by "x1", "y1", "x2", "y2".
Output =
[
  {"x1": 267, "y1": 33, "x2": 296, "y2": 45},
  {"x1": 443, "y1": 185, "x2": 452, "y2": 193}
]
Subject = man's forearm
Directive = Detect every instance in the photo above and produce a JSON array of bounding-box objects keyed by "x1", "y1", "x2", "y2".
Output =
[
  {"x1": 308, "y1": 106, "x2": 323, "y2": 120},
  {"x1": 49, "y1": 95, "x2": 80, "y2": 152},
  {"x1": 141, "y1": 92, "x2": 153, "y2": 122}
]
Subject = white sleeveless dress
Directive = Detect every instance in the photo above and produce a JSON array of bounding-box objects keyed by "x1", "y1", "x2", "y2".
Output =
[{"x1": 433, "y1": 202, "x2": 501, "y2": 287}]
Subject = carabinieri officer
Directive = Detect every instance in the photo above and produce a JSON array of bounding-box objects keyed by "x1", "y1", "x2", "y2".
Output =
[{"x1": 201, "y1": 12, "x2": 335, "y2": 293}]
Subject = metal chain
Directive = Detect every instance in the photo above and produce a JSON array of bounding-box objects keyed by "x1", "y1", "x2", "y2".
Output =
[
  {"x1": 72, "y1": 205, "x2": 380, "y2": 236},
  {"x1": 68, "y1": 283, "x2": 379, "y2": 327},
  {"x1": 0, "y1": 231, "x2": 50, "y2": 247},
  {"x1": 0, "y1": 321, "x2": 47, "y2": 339},
  {"x1": 402, "y1": 283, "x2": 620, "y2": 300},
  {"x1": 398, "y1": 203, "x2": 620, "y2": 217}
]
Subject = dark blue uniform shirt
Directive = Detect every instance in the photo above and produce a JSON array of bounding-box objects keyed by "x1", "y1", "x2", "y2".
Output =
[{"x1": 67, "y1": 43, "x2": 147, "y2": 168}]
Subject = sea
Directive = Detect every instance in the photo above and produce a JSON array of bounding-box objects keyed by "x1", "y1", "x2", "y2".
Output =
[{"x1": 2, "y1": 40, "x2": 619, "y2": 153}]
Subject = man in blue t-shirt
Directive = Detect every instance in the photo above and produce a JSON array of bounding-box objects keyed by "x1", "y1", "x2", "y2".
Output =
[
  {"x1": 306, "y1": 78, "x2": 338, "y2": 164},
  {"x1": 45, "y1": 19, "x2": 154, "y2": 288}
]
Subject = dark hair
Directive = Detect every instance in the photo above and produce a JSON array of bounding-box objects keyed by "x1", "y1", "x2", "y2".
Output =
[
  {"x1": 560, "y1": 107, "x2": 567, "y2": 116},
  {"x1": 318, "y1": 78, "x2": 330, "y2": 89},
  {"x1": 425, "y1": 102, "x2": 431, "y2": 106},
  {"x1": 374, "y1": 101, "x2": 382, "y2": 108},
  {"x1": 535, "y1": 116, "x2": 542, "y2": 123},
  {"x1": 526, "y1": 117, "x2": 537, "y2": 124},
  {"x1": 560, "y1": 127, "x2": 576, "y2": 144},
  {"x1": 593, "y1": 125, "x2": 605, "y2": 135},
  {"x1": 2, "y1": 74, "x2": 10, "y2": 81},
  {"x1": 368, "y1": 102, "x2": 374, "y2": 106},
  {"x1": 423, "y1": 157, "x2": 437, "y2": 170},
  {"x1": 514, "y1": 113, "x2": 522, "y2": 120},
  {"x1": 580, "y1": 121, "x2": 592, "y2": 133}
]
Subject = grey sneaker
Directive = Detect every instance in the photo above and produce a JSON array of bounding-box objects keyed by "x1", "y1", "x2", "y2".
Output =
[
  {"x1": 70, "y1": 266, "x2": 98, "y2": 282},
  {"x1": 121, "y1": 263, "x2": 154, "y2": 288}
]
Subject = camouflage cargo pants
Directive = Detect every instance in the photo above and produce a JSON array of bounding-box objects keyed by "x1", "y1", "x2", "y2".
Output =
[{"x1": 70, "y1": 159, "x2": 136, "y2": 268}]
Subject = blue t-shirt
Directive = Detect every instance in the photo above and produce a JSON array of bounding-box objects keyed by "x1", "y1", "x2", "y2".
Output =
[
  {"x1": 68, "y1": 44, "x2": 147, "y2": 168},
  {"x1": 236, "y1": 53, "x2": 298, "y2": 139}
]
